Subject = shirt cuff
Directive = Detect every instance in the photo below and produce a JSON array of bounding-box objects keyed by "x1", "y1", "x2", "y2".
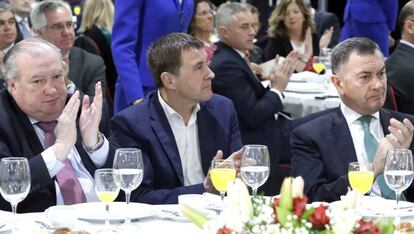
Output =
[
  {"x1": 88, "y1": 137, "x2": 109, "y2": 168},
  {"x1": 42, "y1": 148, "x2": 64, "y2": 178}
]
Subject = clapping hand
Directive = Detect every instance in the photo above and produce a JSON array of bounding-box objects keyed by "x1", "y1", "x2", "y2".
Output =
[
  {"x1": 319, "y1": 26, "x2": 334, "y2": 49},
  {"x1": 269, "y1": 51, "x2": 299, "y2": 92}
]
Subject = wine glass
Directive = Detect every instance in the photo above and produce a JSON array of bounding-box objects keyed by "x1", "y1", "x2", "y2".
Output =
[
  {"x1": 240, "y1": 145, "x2": 270, "y2": 196},
  {"x1": 312, "y1": 56, "x2": 325, "y2": 74},
  {"x1": 210, "y1": 159, "x2": 236, "y2": 212},
  {"x1": 348, "y1": 162, "x2": 374, "y2": 195},
  {"x1": 319, "y1": 48, "x2": 332, "y2": 71},
  {"x1": 384, "y1": 149, "x2": 414, "y2": 224},
  {"x1": 94, "y1": 168, "x2": 120, "y2": 233},
  {"x1": 0, "y1": 157, "x2": 31, "y2": 231},
  {"x1": 113, "y1": 148, "x2": 144, "y2": 228}
]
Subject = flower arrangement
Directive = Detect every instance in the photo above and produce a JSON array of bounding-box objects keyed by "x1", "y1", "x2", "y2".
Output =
[{"x1": 181, "y1": 177, "x2": 396, "y2": 234}]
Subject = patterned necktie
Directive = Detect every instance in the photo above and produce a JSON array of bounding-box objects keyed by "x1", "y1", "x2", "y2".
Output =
[
  {"x1": 359, "y1": 116, "x2": 394, "y2": 199},
  {"x1": 36, "y1": 122, "x2": 87, "y2": 204}
]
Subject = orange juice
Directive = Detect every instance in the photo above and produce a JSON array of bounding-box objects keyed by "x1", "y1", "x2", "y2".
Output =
[
  {"x1": 97, "y1": 191, "x2": 119, "y2": 202},
  {"x1": 348, "y1": 171, "x2": 374, "y2": 194},
  {"x1": 313, "y1": 63, "x2": 325, "y2": 74},
  {"x1": 210, "y1": 168, "x2": 236, "y2": 192}
]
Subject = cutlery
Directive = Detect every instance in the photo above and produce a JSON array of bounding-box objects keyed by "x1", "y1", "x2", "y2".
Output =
[
  {"x1": 35, "y1": 220, "x2": 54, "y2": 231},
  {"x1": 314, "y1": 95, "x2": 339, "y2": 100},
  {"x1": 0, "y1": 224, "x2": 5, "y2": 230}
]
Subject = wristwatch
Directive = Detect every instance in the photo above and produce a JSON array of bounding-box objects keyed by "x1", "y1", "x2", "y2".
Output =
[{"x1": 83, "y1": 132, "x2": 104, "y2": 153}]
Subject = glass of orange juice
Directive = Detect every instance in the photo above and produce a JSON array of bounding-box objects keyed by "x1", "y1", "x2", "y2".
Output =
[
  {"x1": 348, "y1": 162, "x2": 374, "y2": 195},
  {"x1": 94, "y1": 168, "x2": 120, "y2": 233},
  {"x1": 312, "y1": 56, "x2": 325, "y2": 74},
  {"x1": 210, "y1": 159, "x2": 236, "y2": 212}
]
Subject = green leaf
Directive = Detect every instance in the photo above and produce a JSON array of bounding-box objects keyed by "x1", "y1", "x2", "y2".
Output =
[
  {"x1": 301, "y1": 207, "x2": 315, "y2": 220},
  {"x1": 180, "y1": 203, "x2": 210, "y2": 229},
  {"x1": 279, "y1": 177, "x2": 293, "y2": 210},
  {"x1": 375, "y1": 218, "x2": 394, "y2": 234},
  {"x1": 276, "y1": 206, "x2": 291, "y2": 227}
]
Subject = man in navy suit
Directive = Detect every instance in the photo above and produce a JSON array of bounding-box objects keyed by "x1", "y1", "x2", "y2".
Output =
[
  {"x1": 210, "y1": 2, "x2": 298, "y2": 196},
  {"x1": 110, "y1": 33, "x2": 243, "y2": 204},
  {"x1": 291, "y1": 38, "x2": 414, "y2": 202}
]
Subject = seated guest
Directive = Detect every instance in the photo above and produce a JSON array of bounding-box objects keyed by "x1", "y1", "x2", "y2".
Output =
[
  {"x1": 110, "y1": 33, "x2": 242, "y2": 204},
  {"x1": 0, "y1": 38, "x2": 114, "y2": 212},
  {"x1": 0, "y1": 3, "x2": 17, "y2": 90},
  {"x1": 384, "y1": 1, "x2": 414, "y2": 115},
  {"x1": 264, "y1": 0, "x2": 332, "y2": 71},
  {"x1": 210, "y1": 2, "x2": 298, "y2": 195},
  {"x1": 291, "y1": 37, "x2": 414, "y2": 202},
  {"x1": 30, "y1": 0, "x2": 106, "y2": 97}
]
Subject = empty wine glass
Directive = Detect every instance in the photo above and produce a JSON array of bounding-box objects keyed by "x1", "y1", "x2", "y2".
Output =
[
  {"x1": 319, "y1": 48, "x2": 332, "y2": 70},
  {"x1": 384, "y1": 149, "x2": 414, "y2": 224},
  {"x1": 240, "y1": 145, "x2": 270, "y2": 196},
  {"x1": 0, "y1": 157, "x2": 31, "y2": 231},
  {"x1": 210, "y1": 159, "x2": 236, "y2": 213},
  {"x1": 94, "y1": 168, "x2": 120, "y2": 233},
  {"x1": 113, "y1": 148, "x2": 144, "y2": 228}
]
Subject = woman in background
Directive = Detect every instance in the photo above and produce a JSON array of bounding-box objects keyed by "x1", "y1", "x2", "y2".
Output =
[
  {"x1": 264, "y1": 0, "x2": 331, "y2": 71},
  {"x1": 79, "y1": 0, "x2": 117, "y2": 104},
  {"x1": 188, "y1": 0, "x2": 216, "y2": 63}
]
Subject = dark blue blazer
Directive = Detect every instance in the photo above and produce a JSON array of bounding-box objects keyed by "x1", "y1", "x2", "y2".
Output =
[
  {"x1": 291, "y1": 107, "x2": 414, "y2": 202},
  {"x1": 211, "y1": 41, "x2": 292, "y2": 195},
  {"x1": 110, "y1": 91, "x2": 242, "y2": 204}
]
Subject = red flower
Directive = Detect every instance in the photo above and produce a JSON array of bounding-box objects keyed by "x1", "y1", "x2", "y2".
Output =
[
  {"x1": 293, "y1": 197, "x2": 308, "y2": 217},
  {"x1": 217, "y1": 226, "x2": 234, "y2": 234},
  {"x1": 309, "y1": 204, "x2": 330, "y2": 230},
  {"x1": 272, "y1": 197, "x2": 280, "y2": 223},
  {"x1": 356, "y1": 220, "x2": 383, "y2": 234}
]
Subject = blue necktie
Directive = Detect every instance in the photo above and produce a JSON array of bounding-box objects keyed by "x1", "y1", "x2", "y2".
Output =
[{"x1": 359, "y1": 116, "x2": 394, "y2": 199}]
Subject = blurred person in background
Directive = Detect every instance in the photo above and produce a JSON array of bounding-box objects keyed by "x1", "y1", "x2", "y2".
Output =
[
  {"x1": 78, "y1": 0, "x2": 117, "y2": 106},
  {"x1": 264, "y1": 0, "x2": 332, "y2": 72},
  {"x1": 0, "y1": 3, "x2": 17, "y2": 90},
  {"x1": 112, "y1": 0, "x2": 194, "y2": 114},
  {"x1": 9, "y1": 0, "x2": 32, "y2": 41},
  {"x1": 188, "y1": 0, "x2": 216, "y2": 63}
]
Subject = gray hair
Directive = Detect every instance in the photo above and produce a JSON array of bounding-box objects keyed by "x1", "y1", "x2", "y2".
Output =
[
  {"x1": 331, "y1": 37, "x2": 382, "y2": 76},
  {"x1": 30, "y1": 0, "x2": 72, "y2": 31},
  {"x1": 0, "y1": 3, "x2": 15, "y2": 15},
  {"x1": 215, "y1": 2, "x2": 251, "y2": 28},
  {"x1": 2, "y1": 37, "x2": 63, "y2": 84}
]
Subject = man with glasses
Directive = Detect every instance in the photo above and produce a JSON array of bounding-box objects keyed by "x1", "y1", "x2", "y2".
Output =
[{"x1": 30, "y1": 0, "x2": 105, "y2": 97}]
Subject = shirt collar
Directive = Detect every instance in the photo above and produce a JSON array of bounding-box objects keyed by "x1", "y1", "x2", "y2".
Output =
[
  {"x1": 399, "y1": 39, "x2": 414, "y2": 49},
  {"x1": 157, "y1": 90, "x2": 200, "y2": 122},
  {"x1": 2, "y1": 43, "x2": 14, "y2": 54},
  {"x1": 14, "y1": 14, "x2": 24, "y2": 23},
  {"x1": 340, "y1": 101, "x2": 380, "y2": 127},
  {"x1": 233, "y1": 48, "x2": 246, "y2": 59}
]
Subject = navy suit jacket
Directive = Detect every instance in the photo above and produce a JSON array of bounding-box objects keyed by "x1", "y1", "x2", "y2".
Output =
[
  {"x1": 110, "y1": 91, "x2": 242, "y2": 204},
  {"x1": 0, "y1": 90, "x2": 115, "y2": 212},
  {"x1": 211, "y1": 41, "x2": 292, "y2": 195},
  {"x1": 291, "y1": 107, "x2": 414, "y2": 202}
]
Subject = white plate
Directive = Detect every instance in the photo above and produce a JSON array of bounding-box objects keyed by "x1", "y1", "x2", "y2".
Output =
[
  {"x1": 285, "y1": 82, "x2": 324, "y2": 94},
  {"x1": 73, "y1": 202, "x2": 157, "y2": 223},
  {"x1": 358, "y1": 196, "x2": 414, "y2": 219}
]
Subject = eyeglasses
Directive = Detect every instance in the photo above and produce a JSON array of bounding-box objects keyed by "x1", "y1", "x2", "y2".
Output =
[
  {"x1": 44, "y1": 21, "x2": 75, "y2": 32},
  {"x1": 196, "y1": 10, "x2": 216, "y2": 17}
]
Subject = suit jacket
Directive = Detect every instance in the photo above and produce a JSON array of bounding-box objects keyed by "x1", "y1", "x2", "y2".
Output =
[
  {"x1": 211, "y1": 41, "x2": 292, "y2": 195},
  {"x1": 263, "y1": 33, "x2": 320, "y2": 62},
  {"x1": 314, "y1": 11, "x2": 341, "y2": 48},
  {"x1": 385, "y1": 42, "x2": 414, "y2": 115},
  {"x1": 68, "y1": 47, "x2": 106, "y2": 97},
  {"x1": 0, "y1": 90, "x2": 115, "y2": 212},
  {"x1": 111, "y1": 0, "x2": 194, "y2": 113},
  {"x1": 291, "y1": 107, "x2": 414, "y2": 202},
  {"x1": 110, "y1": 91, "x2": 242, "y2": 204},
  {"x1": 343, "y1": 0, "x2": 397, "y2": 28}
]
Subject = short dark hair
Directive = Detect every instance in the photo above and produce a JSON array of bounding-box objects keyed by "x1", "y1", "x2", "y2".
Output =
[
  {"x1": 398, "y1": 1, "x2": 414, "y2": 34},
  {"x1": 331, "y1": 37, "x2": 381, "y2": 76},
  {"x1": 147, "y1": 33, "x2": 204, "y2": 88}
]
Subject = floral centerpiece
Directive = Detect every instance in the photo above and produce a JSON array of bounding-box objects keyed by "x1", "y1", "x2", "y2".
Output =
[{"x1": 181, "y1": 177, "x2": 396, "y2": 234}]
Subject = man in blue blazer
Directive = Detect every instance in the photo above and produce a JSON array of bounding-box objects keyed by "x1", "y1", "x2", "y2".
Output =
[
  {"x1": 340, "y1": 0, "x2": 398, "y2": 57},
  {"x1": 111, "y1": 0, "x2": 194, "y2": 113},
  {"x1": 210, "y1": 2, "x2": 298, "y2": 196},
  {"x1": 110, "y1": 33, "x2": 242, "y2": 204},
  {"x1": 291, "y1": 38, "x2": 414, "y2": 202}
]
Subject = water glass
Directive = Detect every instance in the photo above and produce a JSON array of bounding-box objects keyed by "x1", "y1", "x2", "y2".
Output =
[
  {"x1": 240, "y1": 145, "x2": 270, "y2": 196},
  {"x1": 320, "y1": 48, "x2": 332, "y2": 70},
  {"x1": 113, "y1": 148, "x2": 144, "y2": 228},
  {"x1": 384, "y1": 149, "x2": 414, "y2": 224}
]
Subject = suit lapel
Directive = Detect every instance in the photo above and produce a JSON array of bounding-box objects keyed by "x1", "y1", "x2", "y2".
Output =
[
  {"x1": 379, "y1": 108, "x2": 392, "y2": 136},
  {"x1": 197, "y1": 103, "x2": 216, "y2": 174},
  {"x1": 68, "y1": 48, "x2": 81, "y2": 88},
  {"x1": 149, "y1": 93, "x2": 184, "y2": 184}
]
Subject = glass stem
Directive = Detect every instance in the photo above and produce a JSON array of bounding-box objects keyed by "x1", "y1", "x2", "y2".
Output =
[
  {"x1": 11, "y1": 202, "x2": 17, "y2": 230},
  {"x1": 220, "y1": 191, "x2": 225, "y2": 214},
  {"x1": 395, "y1": 190, "x2": 402, "y2": 225},
  {"x1": 252, "y1": 187, "x2": 258, "y2": 196},
  {"x1": 125, "y1": 191, "x2": 131, "y2": 225},
  {"x1": 105, "y1": 203, "x2": 110, "y2": 228}
]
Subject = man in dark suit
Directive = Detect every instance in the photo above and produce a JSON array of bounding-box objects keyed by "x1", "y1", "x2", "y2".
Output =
[
  {"x1": 384, "y1": 2, "x2": 414, "y2": 115},
  {"x1": 291, "y1": 38, "x2": 414, "y2": 202},
  {"x1": 0, "y1": 37, "x2": 113, "y2": 213},
  {"x1": 210, "y1": 2, "x2": 298, "y2": 196},
  {"x1": 110, "y1": 33, "x2": 243, "y2": 204},
  {"x1": 30, "y1": 0, "x2": 105, "y2": 97},
  {"x1": 9, "y1": 0, "x2": 32, "y2": 42}
]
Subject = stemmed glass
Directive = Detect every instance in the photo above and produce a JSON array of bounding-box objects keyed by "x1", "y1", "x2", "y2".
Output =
[
  {"x1": 348, "y1": 162, "x2": 374, "y2": 211},
  {"x1": 94, "y1": 168, "x2": 120, "y2": 233},
  {"x1": 240, "y1": 145, "x2": 270, "y2": 196},
  {"x1": 0, "y1": 157, "x2": 31, "y2": 231},
  {"x1": 113, "y1": 148, "x2": 144, "y2": 228},
  {"x1": 312, "y1": 56, "x2": 325, "y2": 74},
  {"x1": 210, "y1": 159, "x2": 236, "y2": 213},
  {"x1": 384, "y1": 149, "x2": 414, "y2": 224}
]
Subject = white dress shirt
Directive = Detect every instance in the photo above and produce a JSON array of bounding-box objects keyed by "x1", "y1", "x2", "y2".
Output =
[
  {"x1": 158, "y1": 91, "x2": 204, "y2": 186},
  {"x1": 30, "y1": 117, "x2": 109, "y2": 204},
  {"x1": 340, "y1": 102, "x2": 383, "y2": 196}
]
